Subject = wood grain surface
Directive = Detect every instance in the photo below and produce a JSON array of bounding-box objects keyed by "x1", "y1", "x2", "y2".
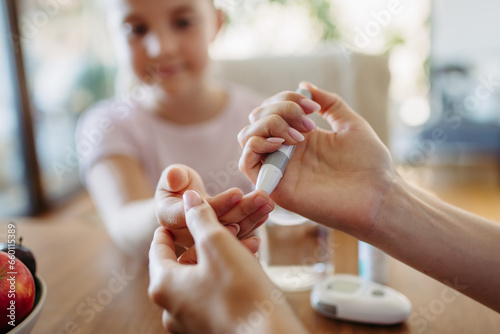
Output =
[{"x1": 2, "y1": 165, "x2": 500, "y2": 334}]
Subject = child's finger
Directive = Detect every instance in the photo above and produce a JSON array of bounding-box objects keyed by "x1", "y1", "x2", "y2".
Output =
[
  {"x1": 217, "y1": 190, "x2": 273, "y2": 229},
  {"x1": 159, "y1": 164, "x2": 205, "y2": 194},
  {"x1": 163, "y1": 164, "x2": 189, "y2": 192},
  {"x1": 240, "y1": 237, "x2": 261, "y2": 256},
  {"x1": 206, "y1": 188, "x2": 244, "y2": 217},
  {"x1": 167, "y1": 228, "x2": 194, "y2": 248},
  {"x1": 177, "y1": 246, "x2": 197, "y2": 264},
  {"x1": 237, "y1": 210, "x2": 270, "y2": 239},
  {"x1": 183, "y1": 191, "x2": 266, "y2": 265},
  {"x1": 155, "y1": 164, "x2": 208, "y2": 232}
]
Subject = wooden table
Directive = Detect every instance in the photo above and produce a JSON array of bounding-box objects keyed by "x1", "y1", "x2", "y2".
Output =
[{"x1": 2, "y1": 165, "x2": 500, "y2": 333}]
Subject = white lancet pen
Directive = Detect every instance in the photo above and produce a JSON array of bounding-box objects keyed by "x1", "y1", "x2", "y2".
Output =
[{"x1": 255, "y1": 87, "x2": 313, "y2": 195}]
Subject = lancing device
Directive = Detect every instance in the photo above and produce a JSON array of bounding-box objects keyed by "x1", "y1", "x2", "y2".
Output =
[{"x1": 255, "y1": 87, "x2": 312, "y2": 195}]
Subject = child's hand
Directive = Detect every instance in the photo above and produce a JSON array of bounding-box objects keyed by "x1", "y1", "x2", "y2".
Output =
[
  {"x1": 149, "y1": 191, "x2": 306, "y2": 334},
  {"x1": 155, "y1": 164, "x2": 274, "y2": 262}
]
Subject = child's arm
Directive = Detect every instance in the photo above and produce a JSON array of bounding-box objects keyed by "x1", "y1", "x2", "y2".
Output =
[
  {"x1": 86, "y1": 155, "x2": 158, "y2": 258},
  {"x1": 86, "y1": 156, "x2": 273, "y2": 260}
]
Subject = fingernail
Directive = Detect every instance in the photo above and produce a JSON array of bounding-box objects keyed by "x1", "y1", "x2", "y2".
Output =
[
  {"x1": 254, "y1": 195, "x2": 268, "y2": 207},
  {"x1": 302, "y1": 115, "x2": 317, "y2": 131},
  {"x1": 183, "y1": 190, "x2": 203, "y2": 211},
  {"x1": 299, "y1": 99, "x2": 321, "y2": 113},
  {"x1": 226, "y1": 224, "x2": 240, "y2": 236},
  {"x1": 230, "y1": 194, "x2": 242, "y2": 205},
  {"x1": 248, "y1": 237, "x2": 261, "y2": 250},
  {"x1": 288, "y1": 127, "x2": 305, "y2": 142},
  {"x1": 266, "y1": 137, "x2": 286, "y2": 144}
]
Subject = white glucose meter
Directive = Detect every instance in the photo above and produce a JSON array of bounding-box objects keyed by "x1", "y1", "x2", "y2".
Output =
[{"x1": 310, "y1": 274, "x2": 412, "y2": 325}]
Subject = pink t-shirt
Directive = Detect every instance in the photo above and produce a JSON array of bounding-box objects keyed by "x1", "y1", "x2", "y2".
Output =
[{"x1": 76, "y1": 82, "x2": 264, "y2": 195}]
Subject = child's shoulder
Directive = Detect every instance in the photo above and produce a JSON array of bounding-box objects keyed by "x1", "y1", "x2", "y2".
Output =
[{"x1": 78, "y1": 96, "x2": 141, "y2": 129}]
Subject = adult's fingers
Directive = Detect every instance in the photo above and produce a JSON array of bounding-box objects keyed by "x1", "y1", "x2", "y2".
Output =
[
  {"x1": 255, "y1": 90, "x2": 321, "y2": 116},
  {"x1": 149, "y1": 227, "x2": 179, "y2": 271},
  {"x1": 177, "y1": 224, "x2": 241, "y2": 264},
  {"x1": 183, "y1": 190, "x2": 229, "y2": 263},
  {"x1": 238, "y1": 136, "x2": 285, "y2": 183},
  {"x1": 148, "y1": 227, "x2": 182, "y2": 309},
  {"x1": 300, "y1": 82, "x2": 362, "y2": 127},
  {"x1": 238, "y1": 113, "x2": 307, "y2": 149},
  {"x1": 162, "y1": 310, "x2": 185, "y2": 333},
  {"x1": 249, "y1": 100, "x2": 319, "y2": 133}
]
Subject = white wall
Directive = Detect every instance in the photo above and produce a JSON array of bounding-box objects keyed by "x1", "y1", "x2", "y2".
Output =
[{"x1": 432, "y1": 0, "x2": 500, "y2": 65}]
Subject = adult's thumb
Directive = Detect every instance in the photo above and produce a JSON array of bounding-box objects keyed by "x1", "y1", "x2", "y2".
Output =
[
  {"x1": 300, "y1": 82, "x2": 360, "y2": 126},
  {"x1": 183, "y1": 190, "x2": 223, "y2": 243}
]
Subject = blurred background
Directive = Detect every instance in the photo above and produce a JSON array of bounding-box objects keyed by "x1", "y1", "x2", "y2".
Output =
[{"x1": 1, "y1": 0, "x2": 499, "y2": 218}]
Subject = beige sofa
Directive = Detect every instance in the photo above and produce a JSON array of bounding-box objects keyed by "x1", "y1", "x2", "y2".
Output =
[{"x1": 211, "y1": 49, "x2": 391, "y2": 145}]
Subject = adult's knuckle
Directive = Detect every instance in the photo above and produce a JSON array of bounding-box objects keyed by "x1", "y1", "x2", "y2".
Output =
[
  {"x1": 249, "y1": 106, "x2": 265, "y2": 122},
  {"x1": 237, "y1": 126, "x2": 250, "y2": 145},
  {"x1": 198, "y1": 229, "x2": 226, "y2": 250},
  {"x1": 276, "y1": 91, "x2": 296, "y2": 101},
  {"x1": 148, "y1": 280, "x2": 166, "y2": 305},
  {"x1": 238, "y1": 156, "x2": 247, "y2": 173}
]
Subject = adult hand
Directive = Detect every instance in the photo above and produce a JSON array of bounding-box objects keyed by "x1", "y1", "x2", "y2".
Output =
[
  {"x1": 238, "y1": 83, "x2": 396, "y2": 238},
  {"x1": 149, "y1": 190, "x2": 307, "y2": 334},
  {"x1": 155, "y1": 164, "x2": 274, "y2": 263}
]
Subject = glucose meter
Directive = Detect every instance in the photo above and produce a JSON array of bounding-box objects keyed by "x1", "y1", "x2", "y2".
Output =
[{"x1": 310, "y1": 274, "x2": 412, "y2": 325}]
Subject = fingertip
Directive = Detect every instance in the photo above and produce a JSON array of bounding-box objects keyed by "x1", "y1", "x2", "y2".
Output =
[
  {"x1": 299, "y1": 99, "x2": 322, "y2": 114},
  {"x1": 154, "y1": 226, "x2": 173, "y2": 239},
  {"x1": 299, "y1": 81, "x2": 318, "y2": 91},
  {"x1": 177, "y1": 247, "x2": 198, "y2": 265},
  {"x1": 183, "y1": 190, "x2": 203, "y2": 211},
  {"x1": 225, "y1": 223, "x2": 240, "y2": 236},
  {"x1": 241, "y1": 237, "x2": 261, "y2": 255},
  {"x1": 253, "y1": 190, "x2": 274, "y2": 207},
  {"x1": 165, "y1": 165, "x2": 188, "y2": 191},
  {"x1": 288, "y1": 127, "x2": 305, "y2": 142},
  {"x1": 301, "y1": 115, "x2": 317, "y2": 131},
  {"x1": 227, "y1": 188, "x2": 244, "y2": 203},
  {"x1": 253, "y1": 189, "x2": 269, "y2": 198}
]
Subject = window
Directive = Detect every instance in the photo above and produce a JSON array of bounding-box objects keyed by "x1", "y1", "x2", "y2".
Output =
[
  {"x1": 0, "y1": 0, "x2": 115, "y2": 217},
  {"x1": 17, "y1": 1, "x2": 115, "y2": 203},
  {"x1": 0, "y1": 1, "x2": 30, "y2": 216}
]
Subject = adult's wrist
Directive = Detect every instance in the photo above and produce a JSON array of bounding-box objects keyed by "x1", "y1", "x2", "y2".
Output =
[
  {"x1": 227, "y1": 287, "x2": 309, "y2": 334},
  {"x1": 363, "y1": 171, "x2": 413, "y2": 245}
]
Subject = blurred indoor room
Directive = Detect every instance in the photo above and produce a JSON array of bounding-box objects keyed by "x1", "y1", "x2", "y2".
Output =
[{"x1": 0, "y1": 0, "x2": 499, "y2": 333}]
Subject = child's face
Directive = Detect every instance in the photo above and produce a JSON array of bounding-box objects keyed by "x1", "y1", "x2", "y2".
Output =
[{"x1": 108, "y1": 0, "x2": 222, "y2": 95}]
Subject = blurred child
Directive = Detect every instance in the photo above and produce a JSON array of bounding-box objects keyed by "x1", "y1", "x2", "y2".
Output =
[{"x1": 76, "y1": 0, "x2": 272, "y2": 258}]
